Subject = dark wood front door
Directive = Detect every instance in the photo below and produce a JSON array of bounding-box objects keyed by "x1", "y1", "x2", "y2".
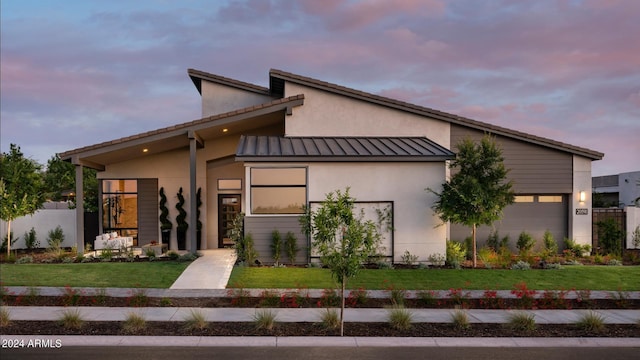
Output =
[{"x1": 218, "y1": 194, "x2": 241, "y2": 248}]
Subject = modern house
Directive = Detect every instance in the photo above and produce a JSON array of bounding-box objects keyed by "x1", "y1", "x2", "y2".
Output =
[
  {"x1": 60, "y1": 68, "x2": 603, "y2": 263},
  {"x1": 592, "y1": 171, "x2": 640, "y2": 208}
]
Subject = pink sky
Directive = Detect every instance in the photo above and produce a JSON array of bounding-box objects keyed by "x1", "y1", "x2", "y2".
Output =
[{"x1": 1, "y1": 0, "x2": 638, "y2": 176}]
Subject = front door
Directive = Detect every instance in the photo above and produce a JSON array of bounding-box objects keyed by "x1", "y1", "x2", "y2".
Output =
[{"x1": 218, "y1": 194, "x2": 241, "y2": 248}]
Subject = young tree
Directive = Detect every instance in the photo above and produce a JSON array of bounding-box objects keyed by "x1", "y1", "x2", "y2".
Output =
[
  {"x1": 300, "y1": 188, "x2": 380, "y2": 336},
  {"x1": 0, "y1": 144, "x2": 45, "y2": 255},
  {"x1": 429, "y1": 135, "x2": 515, "y2": 267}
]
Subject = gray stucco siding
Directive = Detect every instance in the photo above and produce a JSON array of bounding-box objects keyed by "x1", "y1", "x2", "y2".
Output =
[
  {"x1": 450, "y1": 125, "x2": 572, "y2": 194},
  {"x1": 243, "y1": 215, "x2": 307, "y2": 265}
]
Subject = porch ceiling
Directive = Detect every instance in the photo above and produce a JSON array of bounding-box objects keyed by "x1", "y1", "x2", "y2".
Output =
[{"x1": 59, "y1": 95, "x2": 304, "y2": 169}]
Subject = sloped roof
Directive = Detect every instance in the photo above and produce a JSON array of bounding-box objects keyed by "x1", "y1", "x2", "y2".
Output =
[
  {"x1": 236, "y1": 135, "x2": 455, "y2": 162},
  {"x1": 267, "y1": 69, "x2": 604, "y2": 161},
  {"x1": 59, "y1": 95, "x2": 304, "y2": 168},
  {"x1": 188, "y1": 68, "x2": 270, "y2": 95}
]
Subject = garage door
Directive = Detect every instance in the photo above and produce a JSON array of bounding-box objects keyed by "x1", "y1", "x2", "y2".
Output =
[{"x1": 450, "y1": 194, "x2": 568, "y2": 251}]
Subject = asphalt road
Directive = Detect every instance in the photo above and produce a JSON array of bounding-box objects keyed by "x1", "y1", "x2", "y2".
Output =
[{"x1": 2, "y1": 347, "x2": 639, "y2": 360}]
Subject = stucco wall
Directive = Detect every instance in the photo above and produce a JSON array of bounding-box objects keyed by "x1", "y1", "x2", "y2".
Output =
[
  {"x1": 0, "y1": 209, "x2": 76, "y2": 249},
  {"x1": 201, "y1": 81, "x2": 274, "y2": 118},
  {"x1": 570, "y1": 156, "x2": 593, "y2": 248},
  {"x1": 98, "y1": 135, "x2": 241, "y2": 250},
  {"x1": 305, "y1": 162, "x2": 446, "y2": 262},
  {"x1": 283, "y1": 83, "x2": 450, "y2": 150},
  {"x1": 626, "y1": 206, "x2": 640, "y2": 249}
]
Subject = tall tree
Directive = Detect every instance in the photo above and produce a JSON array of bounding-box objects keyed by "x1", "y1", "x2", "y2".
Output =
[
  {"x1": 0, "y1": 144, "x2": 45, "y2": 255},
  {"x1": 43, "y1": 155, "x2": 99, "y2": 212},
  {"x1": 300, "y1": 188, "x2": 380, "y2": 336},
  {"x1": 429, "y1": 135, "x2": 515, "y2": 267}
]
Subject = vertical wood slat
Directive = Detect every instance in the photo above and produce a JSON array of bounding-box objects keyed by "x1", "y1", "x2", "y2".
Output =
[{"x1": 137, "y1": 179, "x2": 159, "y2": 246}]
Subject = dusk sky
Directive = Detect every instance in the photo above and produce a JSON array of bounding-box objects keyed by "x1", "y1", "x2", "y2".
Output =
[{"x1": 1, "y1": 0, "x2": 639, "y2": 176}]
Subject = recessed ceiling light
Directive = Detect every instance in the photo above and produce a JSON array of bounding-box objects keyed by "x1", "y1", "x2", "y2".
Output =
[
  {"x1": 222, "y1": 128, "x2": 229, "y2": 133},
  {"x1": 143, "y1": 148, "x2": 149, "y2": 153}
]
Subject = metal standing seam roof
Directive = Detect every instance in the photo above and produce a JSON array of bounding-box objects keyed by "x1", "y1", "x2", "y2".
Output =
[{"x1": 236, "y1": 136, "x2": 456, "y2": 162}]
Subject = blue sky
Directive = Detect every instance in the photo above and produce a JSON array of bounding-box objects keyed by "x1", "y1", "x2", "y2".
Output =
[{"x1": 2, "y1": 0, "x2": 639, "y2": 176}]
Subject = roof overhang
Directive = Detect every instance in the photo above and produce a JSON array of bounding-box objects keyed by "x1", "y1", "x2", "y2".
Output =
[{"x1": 59, "y1": 95, "x2": 304, "y2": 169}]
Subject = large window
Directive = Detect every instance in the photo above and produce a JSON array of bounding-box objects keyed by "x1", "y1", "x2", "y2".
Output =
[
  {"x1": 250, "y1": 168, "x2": 306, "y2": 214},
  {"x1": 102, "y1": 180, "x2": 138, "y2": 238}
]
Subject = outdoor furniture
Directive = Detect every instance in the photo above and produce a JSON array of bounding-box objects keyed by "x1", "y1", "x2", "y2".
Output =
[{"x1": 94, "y1": 234, "x2": 134, "y2": 251}]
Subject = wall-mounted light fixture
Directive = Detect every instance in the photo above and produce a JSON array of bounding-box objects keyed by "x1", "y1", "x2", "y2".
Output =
[{"x1": 579, "y1": 191, "x2": 586, "y2": 202}]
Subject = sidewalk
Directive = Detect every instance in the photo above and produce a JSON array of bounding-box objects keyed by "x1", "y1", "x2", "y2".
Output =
[{"x1": 3, "y1": 306, "x2": 640, "y2": 324}]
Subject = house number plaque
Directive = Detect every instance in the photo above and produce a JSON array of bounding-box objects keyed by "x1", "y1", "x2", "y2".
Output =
[{"x1": 575, "y1": 208, "x2": 588, "y2": 215}]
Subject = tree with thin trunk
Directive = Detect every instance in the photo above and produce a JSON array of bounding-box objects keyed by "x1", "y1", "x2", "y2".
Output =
[
  {"x1": 0, "y1": 144, "x2": 45, "y2": 255},
  {"x1": 429, "y1": 135, "x2": 515, "y2": 267},
  {"x1": 300, "y1": 188, "x2": 380, "y2": 336}
]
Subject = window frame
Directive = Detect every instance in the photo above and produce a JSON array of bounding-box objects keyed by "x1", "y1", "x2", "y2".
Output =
[{"x1": 249, "y1": 167, "x2": 307, "y2": 215}]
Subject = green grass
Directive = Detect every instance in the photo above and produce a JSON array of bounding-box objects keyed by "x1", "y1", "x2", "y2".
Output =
[
  {"x1": 0, "y1": 262, "x2": 190, "y2": 288},
  {"x1": 228, "y1": 266, "x2": 640, "y2": 290}
]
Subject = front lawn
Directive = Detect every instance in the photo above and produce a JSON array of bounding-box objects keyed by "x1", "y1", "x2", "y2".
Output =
[
  {"x1": 228, "y1": 265, "x2": 640, "y2": 291},
  {"x1": 0, "y1": 262, "x2": 190, "y2": 288}
]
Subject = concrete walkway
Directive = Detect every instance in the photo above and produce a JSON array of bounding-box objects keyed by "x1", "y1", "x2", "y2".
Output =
[
  {"x1": 169, "y1": 249, "x2": 236, "y2": 289},
  {"x1": 4, "y1": 306, "x2": 640, "y2": 324}
]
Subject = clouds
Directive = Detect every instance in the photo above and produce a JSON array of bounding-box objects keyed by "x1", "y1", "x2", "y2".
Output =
[{"x1": 1, "y1": 0, "x2": 638, "y2": 175}]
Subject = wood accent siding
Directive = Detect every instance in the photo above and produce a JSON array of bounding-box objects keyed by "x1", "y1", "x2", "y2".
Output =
[
  {"x1": 137, "y1": 179, "x2": 159, "y2": 245},
  {"x1": 450, "y1": 125, "x2": 573, "y2": 193},
  {"x1": 244, "y1": 215, "x2": 307, "y2": 264}
]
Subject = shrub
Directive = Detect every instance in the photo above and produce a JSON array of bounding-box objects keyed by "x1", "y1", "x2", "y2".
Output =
[
  {"x1": 427, "y1": 253, "x2": 445, "y2": 267},
  {"x1": 126, "y1": 289, "x2": 149, "y2": 307},
  {"x1": 417, "y1": 290, "x2": 438, "y2": 307},
  {"x1": 258, "y1": 290, "x2": 281, "y2": 307},
  {"x1": 319, "y1": 308, "x2": 340, "y2": 329},
  {"x1": 542, "y1": 230, "x2": 557, "y2": 257},
  {"x1": 23, "y1": 227, "x2": 39, "y2": 251},
  {"x1": 58, "y1": 308, "x2": 84, "y2": 329},
  {"x1": 253, "y1": 309, "x2": 277, "y2": 330},
  {"x1": 543, "y1": 262, "x2": 562, "y2": 270},
  {"x1": 450, "y1": 309, "x2": 470, "y2": 330},
  {"x1": 576, "y1": 311, "x2": 605, "y2": 333},
  {"x1": 596, "y1": 218, "x2": 624, "y2": 256},
  {"x1": 0, "y1": 307, "x2": 10, "y2": 327},
  {"x1": 318, "y1": 288, "x2": 341, "y2": 308},
  {"x1": 564, "y1": 238, "x2": 591, "y2": 258},
  {"x1": 160, "y1": 297, "x2": 173, "y2": 307},
  {"x1": 387, "y1": 305, "x2": 412, "y2": 330},
  {"x1": 446, "y1": 240, "x2": 465, "y2": 269},
  {"x1": 517, "y1": 231, "x2": 535, "y2": 255},
  {"x1": 167, "y1": 251, "x2": 180, "y2": 260},
  {"x1": 477, "y1": 246, "x2": 496, "y2": 269},
  {"x1": 386, "y1": 284, "x2": 406, "y2": 306},
  {"x1": 376, "y1": 260, "x2": 394, "y2": 269},
  {"x1": 15, "y1": 256, "x2": 33, "y2": 264},
  {"x1": 486, "y1": 230, "x2": 499, "y2": 250},
  {"x1": 507, "y1": 312, "x2": 536, "y2": 332},
  {"x1": 632, "y1": 226, "x2": 640, "y2": 249},
  {"x1": 47, "y1": 225, "x2": 65, "y2": 248},
  {"x1": 242, "y1": 233, "x2": 258, "y2": 265},
  {"x1": 122, "y1": 312, "x2": 147, "y2": 334},
  {"x1": 271, "y1": 229, "x2": 282, "y2": 265},
  {"x1": 347, "y1": 287, "x2": 369, "y2": 306},
  {"x1": 401, "y1": 250, "x2": 419, "y2": 266},
  {"x1": 285, "y1": 231, "x2": 299, "y2": 265},
  {"x1": 178, "y1": 253, "x2": 198, "y2": 262},
  {"x1": 511, "y1": 260, "x2": 531, "y2": 270},
  {"x1": 606, "y1": 259, "x2": 622, "y2": 266},
  {"x1": 183, "y1": 309, "x2": 208, "y2": 330}
]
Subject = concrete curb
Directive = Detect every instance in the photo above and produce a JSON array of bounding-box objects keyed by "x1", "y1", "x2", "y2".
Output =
[{"x1": 1, "y1": 335, "x2": 639, "y2": 348}]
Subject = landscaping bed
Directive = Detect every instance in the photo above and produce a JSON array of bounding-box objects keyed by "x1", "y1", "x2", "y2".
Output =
[
  {"x1": 2, "y1": 320, "x2": 639, "y2": 338},
  {"x1": 2, "y1": 293, "x2": 639, "y2": 310}
]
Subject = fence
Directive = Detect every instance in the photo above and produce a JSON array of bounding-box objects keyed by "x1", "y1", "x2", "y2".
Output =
[{"x1": 592, "y1": 207, "x2": 640, "y2": 254}]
